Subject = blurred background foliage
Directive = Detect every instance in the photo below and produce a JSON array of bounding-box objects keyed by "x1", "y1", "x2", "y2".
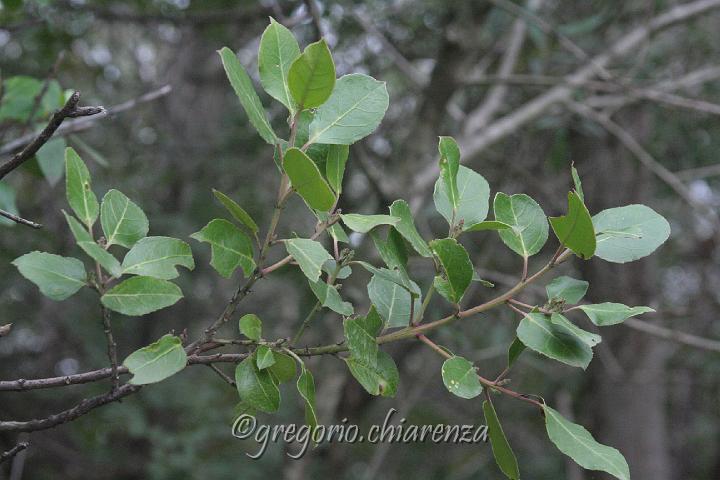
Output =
[{"x1": 1, "y1": 0, "x2": 719, "y2": 478}]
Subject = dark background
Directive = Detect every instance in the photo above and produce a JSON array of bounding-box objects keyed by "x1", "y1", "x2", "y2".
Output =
[{"x1": 1, "y1": 1, "x2": 719, "y2": 478}]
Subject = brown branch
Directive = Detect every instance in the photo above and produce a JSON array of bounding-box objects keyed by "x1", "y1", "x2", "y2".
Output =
[
  {"x1": 0, "y1": 441, "x2": 29, "y2": 464},
  {"x1": 100, "y1": 305, "x2": 119, "y2": 391},
  {"x1": 0, "y1": 91, "x2": 104, "y2": 181},
  {"x1": 624, "y1": 318, "x2": 720, "y2": 352},
  {"x1": 0, "y1": 209, "x2": 42, "y2": 229}
]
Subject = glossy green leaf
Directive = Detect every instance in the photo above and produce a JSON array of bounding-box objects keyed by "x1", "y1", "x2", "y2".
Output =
[
  {"x1": 100, "y1": 189, "x2": 149, "y2": 249},
  {"x1": 212, "y1": 189, "x2": 259, "y2": 235},
  {"x1": 550, "y1": 191, "x2": 596, "y2": 259},
  {"x1": 65, "y1": 147, "x2": 99, "y2": 228},
  {"x1": 438, "y1": 136, "x2": 461, "y2": 210},
  {"x1": 429, "y1": 238, "x2": 473, "y2": 304},
  {"x1": 255, "y1": 345, "x2": 276, "y2": 370},
  {"x1": 284, "y1": 147, "x2": 335, "y2": 211},
  {"x1": 258, "y1": 18, "x2": 300, "y2": 112},
  {"x1": 101, "y1": 276, "x2": 183, "y2": 316},
  {"x1": 285, "y1": 238, "x2": 332, "y2": 282},
  {"x1": 12, "y1": 251, "x2": 86, "y2": 301},
  {"x1": 345, "y1": 350, "x2": 398, "y2": 397},
  {"x1": 578, "y1": 303, "x2": 655, "y2": 326},
  {"x1": 340, "y1": 213, "x2": 399, "y2": 233},
  {"x1": 494, "y1": 192, "x2": 548, "y2": 258},
  {"x1": 308, "y1": 73, "x2": 389, "y2": 145},
  {"x1": 123, "y1": 334, "x2": 187, "y2": 385},
  {"x1": 268, "y1": 352, "x2": 296, "y2": 383},
  {"x1": 434, "y1": 165, "x2": 490, "y2": 230},
  {"x1": 546, "y1": 276, "x2": 588, "y2": 304},
  {"x1": 543, "y1": 405, "x2": 630, "y2": 480},
  {"x1": 592, "y1": 204, "x2": 670, "y2": 263},
  {"x1": 235, "y1": 354, "x2": 280, "y2": 413},
  {"x1": 297, "y1": 364, "x2": 319, "y2": 430},
  {"x1": 239, "y1": 313, "x2": 262, "y2": 341},
  {"x1": 551, "y1": 314, "x2": 601, "y2": 347},
  {"x1": 483, "y1": 400, "x2": 520, "y2": 480},
  {"x1": 308, "y1": 278, "x2": 353, "y2": 316},
  {"x1": 441, "y1": 356, "x2": 483, "y2": 399},
  {"x1": 36, "y1": 137, "x2": 66, "y2": 186},
  {"x1": 465, "y1": 220, "x2": 512, "y2": 232},
  {"x1": 218, "y1": 47, "x2": 277, "y2": 144},
  {"x1": 190, "y1": 219, "x2": 255, "y2": 278},
  {"x1": 516, "y1": 312, "x2": 592, "y2": 369},
  {"x1": 121, "y1": 236, "x2": 194, "y2": 280},
  {"x1": 288, "y1": 39, "x2": 335, "y2": 109},
  {"x1": 326, "y1": 145, "x2": 349, "y2": 193},
  {"x1": 388, "y1": 199, "x2": 432, "y2": 257}
]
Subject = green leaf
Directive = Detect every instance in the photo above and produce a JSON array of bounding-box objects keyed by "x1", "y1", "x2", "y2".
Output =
[
  {"x1": 284, "y1": 147, "x2": 335, "y2": 211},
  {"x1": 322, "y1": 259, "x2": 352, "y2": 279},
  {"x1": 546, "y1": 276, "x2": 588, "y2": 304},
  {"x1": 441, "y1": 356, "x2": 483, "y2": 399},
  {"x1": 370, "y1": 228, "x2": 409, "y2": 273},
  {"x1": 308, "y1": 279, "x2": 354, "y2": 316},
  {"x1": 235, "y1": 354, "x2": 280, "y2": 413},
  {"x1": 63, "y1": 210, "x2": 91, "y2": 242},
  {"x1": 494, "y1": 192, "x2": 548, "y2": 258},
  {"x1": 308, "y1": 73, "x2": 389, "y2": 145},
  {"x1": 571, "y1": 165, "x2": 584, "y2": 202},
  {"x1": 326, "y1": 145, "x2": 349, "y2": 193},
  {"x1": 0, "y1": 182, "x2": 19, "y2": 227},
  {"x1": 507, "y1": 337, "x2": 525, "y2": 368},
  {"x1": 288, "y1": 39, "x2": 336, "y2": 109},
  {"x1": 438, "y1": 136, "x2": 461, "y2": 210},
  {"x1": 297, "y1": 364, "x2": 319, "y2": 430},
  {"x1": 12, "y1": 252, "x2": 86, "y2": 301},
  {"x1": 239, "y1": 313, "x2": 262, "y2": 341},
  {"x1": 344, "y1": 311, "x2": 381, "y2": 368},
  {"x1": 516, "y1": 312, "x2": 592, "y2": 369},
  {"x1": 190, "y1": 219, "x2": 255, "y2": 278},
  {"x1": 367, "y1": 269, "x2": 421, "y2": 327},
  {"x1": 429, "y1": 238, "x2": 473, "y2": 304},
  {"x1": 340, "y1": 213, "x2": 399, "y2": 233},
  {"x1": 212, "y1": 189, "x2": 259, "y2": 235},
  {"x1": 388, "y1": 199, "x2": 432, "y2": 257},
  {"x1": 472, "y1": 271, "x2": 495, "y2": 288},
  {"x1": 465, "y1": 220, "x2": 512, "y2": 232},
  {"x1": 258, "y1": 18, "x2": 300, "y2": 112},
  {"x1": 65, "y1": 147, "x2": 99, "y2": 228},
  {"x1": 550, "y1": 191, "x2": 596, "y2": 259},
  {"x1": 255, "y1": 345, "x2": 276, "y2": 370},
  {"x1": 0, "y1": 76, "x2": 43, "y2": 121},
  {"x1": 592, "y1": 204, "x2": 671, "y2": 263},
  {"x1": 578, "y1": 303, "x2": 655, "y2": 326},
  {"x1": 101, "y1": 276, "x2": 183, "y2": 316},
  {"x1": 483, "y1": 400, "x2": 520, "y2": 480},
  {"x1": 123, "y1": 334, "x2": 187, "y2": 385},
  {"x1": 121, "y1": 236, "x2": 194, "y2": 280},
  {"x1": 345, "y1": 350, "x2": 398, "y2": 397},
  {"x1": 285, "y1": 238, "x2": 332, "y2": 282},
  {"x1": 551, "y1": 313, "x2": 601, "y2": 347},
  {"x1": 218, "y1": 47, "x2": 277, "y2": 144},
  {"x1": 434, "y1": 165, "x2": 490, "y2": 230},
  {"x1": 268, "y1": 352, "x2": 296, "y2": 383},
  {"x1": 36, "y1": 137, "x2": 66, "y2": 186},
  {"x1": 100, "y1": 189, "x2": 149, "y2": 249},
  {"x1": 543, "y1": 405, "x2": 630, "y2": 480},
  {"x1": 81, "y1": 242, "x2": 123, "y2": 278}
]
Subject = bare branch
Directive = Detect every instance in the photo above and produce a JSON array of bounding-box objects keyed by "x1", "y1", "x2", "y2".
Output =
[
  {"x1": 624, "y1": 318, "x2": 720, "y2": 353},
  {"x1": 0, "y1": 442, "x2": 29, "y2": 464},
  {"x1": 0, "y1": 209, "x2": 42, "y2": 229}
]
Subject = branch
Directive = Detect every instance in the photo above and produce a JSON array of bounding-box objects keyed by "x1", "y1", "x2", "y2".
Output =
[
  {"x1": 624, "y1": 318, "x2": 720, "y2": 352},
  {"x1": 0, "y1": 442, "x2": 29, "y2": 464},
  {"x1": 0, "y1": 91, "x2": 104, "y2": 181},
  {"x1": 0, "y1": 209, "x2": 42, "y2": 229},
  {"x1": 0, "y1": 85, "x2": 171, "y2": 157}
]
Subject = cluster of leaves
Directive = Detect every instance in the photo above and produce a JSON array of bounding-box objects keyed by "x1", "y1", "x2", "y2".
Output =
[{"x1": 10, "y1": 18, "x2": 673, "y2": 480}]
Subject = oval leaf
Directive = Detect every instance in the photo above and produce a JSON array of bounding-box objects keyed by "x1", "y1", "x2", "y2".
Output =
[
  {"x1": 284, "y1": 147, "x2": 335, "y2": 211},
  {"x1": 516, "y1": 312, "x2": 592, "y2": 369},
  {"x1": 191, "y1": 219, "x2": 255, "y2": 278},
  {"x1": 288, "y1": 39, "x2": 335, "y2": 109},
  {"x1": 239, "y1": 313, "x2": 262, "y2": 341},
  {"x1": 483, "y1": 400, "x2": 520, "y2": 480},
  {"x1": 429, "y1": 238, "x2": 473, "y2": 304},
  {"x1": 494, "y1": 192, "x2": 549, "y2": 258},
  {"x1": 121, "y1": 236, "x2": 194, "y2": 280},
  {"x1": 258, "y1": 18, "x2": 300, "y2": 112},
  {"x1": 441, "y1": 356, "x2": 483, "y2": 399},
  {"x1": 546, "y1": 276, "x2": 588, "y2": 304},
  {"x1": 100, "y1": 189, "x2": 149, "y2": 248},
  {"x1": 101, "y1": 276, "x2": 183, "y2": 316},
  {"x1": 235, "y1": 354, "x2": 280, "y2": 413},
  {"x1": 578, "y1": 303, "x2": 655, "y2": 326},
  {"x1": 592, "y1": 204, "x2": 670, "y2": 263},
  {"x1": 285, "y1": 238, "x2": 332, "y2": 282},
  {"x1": 12, "y1": 251, "x2": 86, "y2": 301},
  {"x1": 65, "y1": 147, "x2": 99, "y2": 228},
  {"x1": 123, "y1": 334, "x2": 187, "y2": 385},
  {"x1": 344, "y1": 350, "x2": 398, "y2": 397},
  {"x1": 212, "y1": 189, "x2": 259, "y2": 234},
  {"x1": 434, "y1": 165, "x2": 490, "y2": 231}
]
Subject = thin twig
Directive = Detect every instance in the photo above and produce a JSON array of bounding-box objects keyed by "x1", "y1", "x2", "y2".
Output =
[
  {"x1": 0, "y1": 209, "x2": 42, "y2": 229},
  {"x1": 0, "y1": 442, "x2": 29, "y2": 464},
  {"x1": 100, "y1": 305, "x2": 119, "y2": 391}
]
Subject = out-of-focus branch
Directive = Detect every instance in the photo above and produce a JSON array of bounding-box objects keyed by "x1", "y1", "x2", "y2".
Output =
[
  {"x1": 0, "y1": 209, "x2": 42, "y2": 229},
  {"x1": 0, "y1": 91, "x2": 104, "y2": 181},
  {"x1": 0, "y1": 85, "x2": 171, "y2": 157},
  {"x1": 624, "y1": 318, "x2": 720, "y2": 352},
  {"x1": 302, "y1": 0, "x2": 324, "y2": 41},
  {"x1": 0, "y1": 442, "x2": 29, "y2": 464}
]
